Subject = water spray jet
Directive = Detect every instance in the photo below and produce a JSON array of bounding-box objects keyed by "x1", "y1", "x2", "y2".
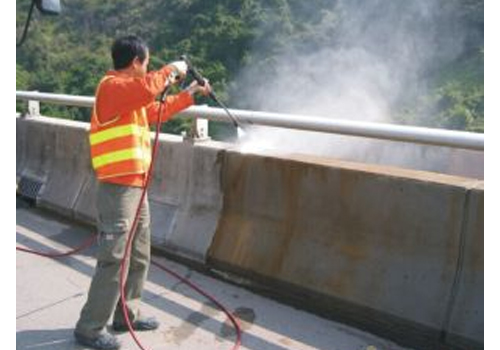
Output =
[{"x1": 181, "y1": 55, "x2": 248, "y2": 139}]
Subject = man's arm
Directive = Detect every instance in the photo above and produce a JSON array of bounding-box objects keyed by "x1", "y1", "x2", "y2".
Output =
[
  {"x1": 96, "y1": 65, "x2": 175, "y2": 123},
  {"x1": 145, "y1": 80, "x2": 212, "y2": 124},
  {"x1": 145, "y1": 90, "x2": 194, "y2": 124}
]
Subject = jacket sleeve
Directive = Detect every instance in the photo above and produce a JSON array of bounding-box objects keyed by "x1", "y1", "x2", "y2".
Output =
[
  {"x1": 95, "y1": 66, "x2": 175, "y2": 123},
  {"x1": 145, "y1": 90, "x2": 194, "y2": 124}
]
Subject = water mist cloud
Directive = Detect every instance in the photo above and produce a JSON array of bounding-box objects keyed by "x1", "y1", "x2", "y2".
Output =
[{"x1": 230, "y1": 0, "x2": 482, "y2": 179}]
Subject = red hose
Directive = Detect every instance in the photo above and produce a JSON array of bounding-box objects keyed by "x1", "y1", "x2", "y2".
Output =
[
  {"x1": 151, "y1": 259, "x2": 242, "y2": 350},
  {"x1": 16, "y1": 233, "x2": 242, "y2": 350},
  {"x1": 16, "y1": 235, "x2": 97, "y2": 258},
  {"x1": 117, "y1": 95, "x2": 243, "y2": 349}
]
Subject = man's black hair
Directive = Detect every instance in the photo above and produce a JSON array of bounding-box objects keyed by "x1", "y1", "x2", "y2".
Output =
[{"x1": 111, "y1": 35, "x2": 149, "y2": 70}]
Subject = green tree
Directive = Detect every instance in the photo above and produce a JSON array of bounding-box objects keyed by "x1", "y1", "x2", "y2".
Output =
[{"x1": 16, "y1": 0, "x2": 484, "y2": 136}]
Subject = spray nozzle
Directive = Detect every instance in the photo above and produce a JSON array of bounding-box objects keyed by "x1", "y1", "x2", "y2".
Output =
[{"x1": 180, "y1": 54, "x2": 248, "y2": 138}]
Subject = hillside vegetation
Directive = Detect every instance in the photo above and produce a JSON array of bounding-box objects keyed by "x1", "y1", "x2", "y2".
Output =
[{"x1": 16, "y1": 0, "x2": 484, "y2": 136}]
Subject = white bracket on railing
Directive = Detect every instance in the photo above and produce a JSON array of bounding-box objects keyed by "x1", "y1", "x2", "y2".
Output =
[
  {"x1": 20, "y1": 91, "x2": 40, "y2": 117},
  {"x1": 183, "y1": 117, "x2": 211, "y2": 143},
  {"x1": 27, "y1": 99, "x2": 40, "y2": 117}
]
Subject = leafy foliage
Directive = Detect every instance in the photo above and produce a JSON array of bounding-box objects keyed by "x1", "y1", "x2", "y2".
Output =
[{"x1": 16, "y1": 0, "x2": 483, "y2": 135}]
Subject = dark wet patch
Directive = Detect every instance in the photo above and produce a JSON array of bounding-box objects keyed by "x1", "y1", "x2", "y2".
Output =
[
  {"x1": 218, "y1": 307, "x2": 256, "y2": 340},
  {"x1": 170, "y1": 270, "x2": 193, "y2": 292},
  {"x1": 165, "y1": 300, "x2": 220, "y2": 345}
]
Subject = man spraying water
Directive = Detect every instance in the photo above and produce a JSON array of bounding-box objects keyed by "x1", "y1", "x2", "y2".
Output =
[{"x1": 74, "y1": 35, "x2": 211, "y2": 350}]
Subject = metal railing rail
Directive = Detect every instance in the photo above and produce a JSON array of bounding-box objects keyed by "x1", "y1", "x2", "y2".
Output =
[{"x1": 16, "y1": 90, "x2": 484, "y2": 151}]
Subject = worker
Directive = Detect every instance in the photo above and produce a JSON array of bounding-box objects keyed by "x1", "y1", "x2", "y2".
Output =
[{"x1": 74, "y1": 35, "x2": 211, "y2": 350}]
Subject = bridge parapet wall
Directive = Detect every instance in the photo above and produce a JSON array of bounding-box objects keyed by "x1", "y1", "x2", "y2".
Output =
[
  {"x1": 16, "y1": 116, "x2": 224, "y2": 261},
  {"x1": 208, "y1": 151, "x2": 483, "y2": 350},
  {"x1": 16, "y1": 115, "x2": 483, "y2": 350}
]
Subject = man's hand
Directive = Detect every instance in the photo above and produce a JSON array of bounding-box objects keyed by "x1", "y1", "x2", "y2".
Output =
[
  {"x1": 186, "y1": 79, "x2": 212, "y2": 97},
  {"x1": 168, "y1": 61, "x2": 188, "y2": 80}
]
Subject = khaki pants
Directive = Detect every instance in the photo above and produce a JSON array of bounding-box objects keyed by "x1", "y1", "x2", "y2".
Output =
[{"x1": 75, "y1": 181, "x2": 151, "y2": 337}]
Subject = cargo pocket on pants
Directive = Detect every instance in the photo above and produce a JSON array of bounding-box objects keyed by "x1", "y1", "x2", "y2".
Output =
[{"x1": 97, "y1": 218, "x2": 130, "y2": 264}]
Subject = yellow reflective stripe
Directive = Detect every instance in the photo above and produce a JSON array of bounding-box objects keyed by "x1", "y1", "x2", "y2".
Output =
[
  {"x1": 90, "y1": 124, "x2": 143, "y2": 145},
  {"x1": 92, "y1": 148, "x2": 144, "y2": 169}
]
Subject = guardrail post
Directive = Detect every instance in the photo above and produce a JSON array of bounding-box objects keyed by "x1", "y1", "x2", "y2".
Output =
[
  {"x1": 183, "y1": 115, "x2": 211, "y2": 143},
  {"x1": 28, "y1": 99, "x2": 40, "y2": 117},
  {"x1": 23, "y1": 91, "x2": 40, "y2": 117}
]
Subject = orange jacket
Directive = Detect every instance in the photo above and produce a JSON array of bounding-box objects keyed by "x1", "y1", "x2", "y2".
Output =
[{"x1": 90, "y1": 66, "x2": 194, "y2": 187}]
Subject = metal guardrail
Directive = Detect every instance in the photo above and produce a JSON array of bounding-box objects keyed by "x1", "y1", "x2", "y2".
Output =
[{"x1": 16, "y1": 90, "x2": 484, "y2": 151}]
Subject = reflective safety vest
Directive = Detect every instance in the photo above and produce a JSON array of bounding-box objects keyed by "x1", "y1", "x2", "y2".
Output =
[{"x1": 89, "y1": 76, "x2": 152, "y2": 181}]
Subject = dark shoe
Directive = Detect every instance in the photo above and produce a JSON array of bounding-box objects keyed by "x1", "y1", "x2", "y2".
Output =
[
  {"x1": 74, "y1": 330, "x2": 120, "y2": 350},
  {"x1": 112, "y1": 316, "x2": 160, "y2": 333}
]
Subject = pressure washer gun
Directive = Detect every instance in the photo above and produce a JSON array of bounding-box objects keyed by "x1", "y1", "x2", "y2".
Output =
[
  {"x1": 180, "y1": 54, "x2": 246, "y2": 136},
  {"x1": 160, "y1": 64, "x2": 185, "y2": 103}
]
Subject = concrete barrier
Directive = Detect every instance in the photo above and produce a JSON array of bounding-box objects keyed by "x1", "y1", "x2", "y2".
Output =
[
  {"x1": 16, "y1": 115, "x2": 27, "y2": 180},
  {"x1": 16, "y1": 116, "x2": 483, "y2": 350},
  {"x1": 73, "y1": 173, "x2": 99, "y2": 225},
  {"x1": 146, "y1": 134, "x2": 192, "y2": 246},
  {"x1": 36, "y1": 118, "x2": 92, "y2": 217},
  {"x1": 17, "y1": 116, "x2": 225, "y2": 262},
  {"x1": 16, "y1": 116, "x2": 58, "y2": 201},
  {"x1": 445, "y1": 183, "x2": 484, "y2": 349},
  {"x1": 208, "y1": 150, "x2": 483, "y2": 350},
  {"x1": 147, "y1": 135, "x2": 225, "y2": 261}
]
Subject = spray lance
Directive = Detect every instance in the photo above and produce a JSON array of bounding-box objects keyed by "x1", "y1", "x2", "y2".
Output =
[{"x1": 180, "y1": 55, "x2": 247, "y2": 138}]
